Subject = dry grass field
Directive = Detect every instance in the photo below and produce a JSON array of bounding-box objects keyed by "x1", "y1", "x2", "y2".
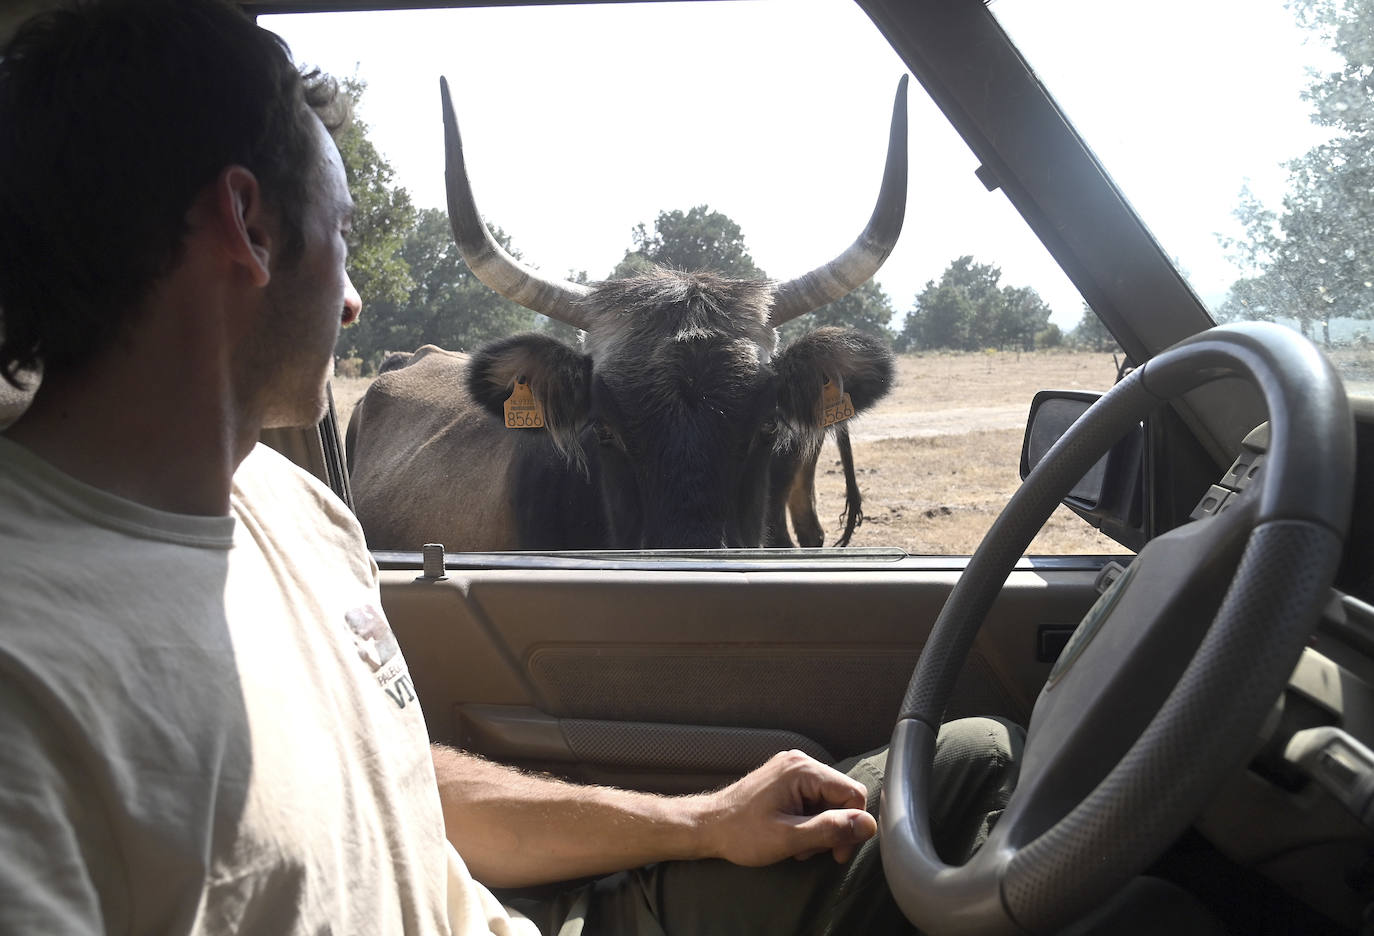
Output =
[
  {"x1": 334, "y1": 348, "x2": 1130, "y2": 555},
  {"x1": 810, "y1": 350, "x2": 1125, "y2": 555}
]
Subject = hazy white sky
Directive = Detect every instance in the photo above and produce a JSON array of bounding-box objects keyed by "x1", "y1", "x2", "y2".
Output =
[{"x1": 264, "y1": 0, "x2": 1330, "y2": 332}]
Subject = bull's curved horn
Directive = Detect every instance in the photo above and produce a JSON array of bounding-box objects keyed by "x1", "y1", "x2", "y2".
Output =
[
  {"x1": 768, "y1": 75, "x2": 909, "y2": 328},
  {"x1": 440, "y1": 77, "x2": 592, "y2": 330}
]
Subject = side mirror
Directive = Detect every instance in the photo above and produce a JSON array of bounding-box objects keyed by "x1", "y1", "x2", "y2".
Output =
[{"x1": 1021, "y1": 389, "x2": 1145, "y2": 551}]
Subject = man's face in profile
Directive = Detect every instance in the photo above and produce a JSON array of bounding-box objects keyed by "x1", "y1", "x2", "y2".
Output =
[{"x1": 244, "y1": 113, "x2": 361, "y2": 430}]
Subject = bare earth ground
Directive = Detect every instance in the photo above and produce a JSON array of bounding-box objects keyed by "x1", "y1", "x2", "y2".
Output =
[
  {"x1": 334, "y1": 349, "x2": 1130, "y2": 555},
  {"x1": 811, "y1": 351, "x2": 1125, "y2": 555}
]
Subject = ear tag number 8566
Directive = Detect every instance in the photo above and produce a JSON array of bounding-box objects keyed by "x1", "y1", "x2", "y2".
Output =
[
  {"x1": 504, "y1": 378, "x2": 546, "y2": 429},
  {"x1": 820, "y1": 375, "x2": 855, "y2": 428}
]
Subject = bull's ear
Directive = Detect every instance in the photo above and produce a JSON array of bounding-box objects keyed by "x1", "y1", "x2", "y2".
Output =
[
  {"x1": 467, "y1": 333, "x2": 593, "y2": 463},
  {"x1": 774, "y1": 326, "x2": 895, "y2": 430}
]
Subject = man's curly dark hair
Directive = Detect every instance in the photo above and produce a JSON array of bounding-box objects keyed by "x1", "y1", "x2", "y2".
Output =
[{"x1": 0, "y1": 0, "x2": 350, "y2": 389}]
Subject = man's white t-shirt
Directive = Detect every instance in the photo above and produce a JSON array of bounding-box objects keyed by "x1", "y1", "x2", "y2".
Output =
[{"x1": 0, "y1": 437, "x2": 538, "y2": 935}]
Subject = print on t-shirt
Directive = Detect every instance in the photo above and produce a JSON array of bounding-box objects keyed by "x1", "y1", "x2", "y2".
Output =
[{"x1": 344, "y1": 603, "x2": 417, "y2": 709}]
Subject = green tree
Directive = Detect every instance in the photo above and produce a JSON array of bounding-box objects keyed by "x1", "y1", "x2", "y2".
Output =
[
  {"x1": 898, "y1": 256, "x2": 1006, "y2": 351},
  {"x1": 899, "y1": 283, "x2": 963, "y2": 351},
  {"x1": 336, "y1": 77, "x2": 414, "y2": 312},
  {"x1": 613, "y1": 204, "x2": 896, "y2": 347},
  {"x1": 612, "y1": 205, "x2": 764, "y2": 279},
  {"x1": 332, "y1": 78, "x2": 557, "y2": 366},
  {"x1": 778, "y1": 280, "x2": 897, "y2": 346},
  {"x1": 347, "y1": 208, "x2": 538, "y2": 363},
  {"x1": 1037, "y1": 322, "x2": 1064, "y2": 348},
  {"x1": 1216, "y1": 267, "x2": 1294, "y2": 325},
  {"x1": 1220, "y1": 0, "x2": 1374, "y2": 345},
  {"x1": 1071, "y1": 303, "x2": 1118, "y2": 351},
  {"x1": 999, "y1": 285, "x2": 1054, "y2": 350}
]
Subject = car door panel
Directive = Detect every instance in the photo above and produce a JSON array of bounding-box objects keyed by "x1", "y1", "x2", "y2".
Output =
[
  {"x1": 381, "y1": 564, "x2": 1106, "y2": 792},
  {"x1": 456, "y1": 703, "x2": 835, "y2": 794}
]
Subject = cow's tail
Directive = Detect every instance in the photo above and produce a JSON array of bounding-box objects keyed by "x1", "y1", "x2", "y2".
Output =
[{"x1": 834, "y1": 424, "x2": 864, "y2": 547}]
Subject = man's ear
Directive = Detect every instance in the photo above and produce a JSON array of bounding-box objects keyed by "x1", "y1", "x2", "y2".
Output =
[{"x1": 213, "y1": 165, "x2": 272, "y2": 288}]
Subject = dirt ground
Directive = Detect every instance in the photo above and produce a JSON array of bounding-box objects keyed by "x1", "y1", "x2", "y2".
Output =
[
  {"x1": 334, "y1": 349, "x2": 1132, "y2": 555},
  {"x1": 809, "y1": 351, "x2": 1125, "y2": 554}
]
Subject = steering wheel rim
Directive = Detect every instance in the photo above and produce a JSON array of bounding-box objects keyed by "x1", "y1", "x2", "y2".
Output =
[{"x1": 880, "y1": 323, "x2": 1355, "y2": 935}]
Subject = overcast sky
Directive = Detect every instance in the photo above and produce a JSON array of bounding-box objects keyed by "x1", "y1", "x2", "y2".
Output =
[{"x1": 264, "y1": 0, "x2": 1330, "y2": 332}]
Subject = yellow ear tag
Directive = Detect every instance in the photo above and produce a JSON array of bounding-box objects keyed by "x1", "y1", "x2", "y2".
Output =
[
  {"x1": 820, "y1": 375, "x2": 856, "y2": 428},
  {"x1": 503, "y1": 378, "x2": 546, "y2": 429}
]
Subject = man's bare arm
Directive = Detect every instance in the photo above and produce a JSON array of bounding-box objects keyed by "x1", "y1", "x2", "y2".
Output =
[{"x1": 431, "y1": 744, "x2": 876, "y2": 888}]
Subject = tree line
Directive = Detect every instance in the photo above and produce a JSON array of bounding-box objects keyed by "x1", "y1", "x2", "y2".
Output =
[
  {"x1": 335, "y1": 80, "x2": 1109, "y2": 375},
  {"x1": 1217, "y1": 0, "x2": 1374, "y2": 346}
]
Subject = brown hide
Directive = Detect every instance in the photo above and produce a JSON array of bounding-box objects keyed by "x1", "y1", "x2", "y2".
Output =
[{"x1": 347, "y1": 345, "x2": 521, "y2": 552}]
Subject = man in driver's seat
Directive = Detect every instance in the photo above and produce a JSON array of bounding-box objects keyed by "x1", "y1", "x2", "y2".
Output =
[{"x1": 0, "y1": 1, "x2": 1022, "y2": 932}]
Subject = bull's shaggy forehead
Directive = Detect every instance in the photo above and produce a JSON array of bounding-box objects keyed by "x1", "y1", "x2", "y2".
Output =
[{"x1": 579, "y1": 268, "x2": 778, "y2": 365}]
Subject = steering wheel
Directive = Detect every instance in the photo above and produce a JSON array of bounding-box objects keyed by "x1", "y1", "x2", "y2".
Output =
[{"x1": 880, "y1": 323, "x2": 1355, "y2": 935}]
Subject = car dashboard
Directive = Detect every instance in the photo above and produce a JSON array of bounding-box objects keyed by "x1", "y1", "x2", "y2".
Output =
[{"x1": 1164, "y1": 399, "x2": 1374, "y2": 932}]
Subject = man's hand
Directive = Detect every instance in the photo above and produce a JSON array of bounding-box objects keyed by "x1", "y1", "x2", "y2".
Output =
[
  {"x1": 431, "y1": 744, "x2": 875, "y2": 887},
  {"x1": 696, "y1": 749, "x2": 877, "y2": 865}
]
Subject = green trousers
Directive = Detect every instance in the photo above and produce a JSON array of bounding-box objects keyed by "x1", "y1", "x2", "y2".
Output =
[{"x1": 506, "y1": 717, "x2": 1024, "y2": 936}]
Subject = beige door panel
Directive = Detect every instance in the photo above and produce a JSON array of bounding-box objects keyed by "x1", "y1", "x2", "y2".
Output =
[
  {"x1": 456, "y1": 703, "x2": 834, "y2": 793},
  {"x1": 381, "y1": 564, "x2": 1104, "y2": 788}
]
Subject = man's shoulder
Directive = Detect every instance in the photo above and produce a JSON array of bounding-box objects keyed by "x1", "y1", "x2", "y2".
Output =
[
  {"x1": 234, "y1": 442, "x2": 350, "y2": 520},
  {"x1": 237, "y1": 439, "x2": 326, "y2": 485},
  {"x1": 233, "y1": 441, "x2": 372, "y2": 567}
]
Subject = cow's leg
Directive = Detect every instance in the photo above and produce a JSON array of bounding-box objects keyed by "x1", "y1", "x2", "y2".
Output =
[
  {"x1": 763, "y1": 436, "x2": 802, "y2": 547},
  {"x1": 787, "y1": 442, "x2": 824, "y2": 548}
]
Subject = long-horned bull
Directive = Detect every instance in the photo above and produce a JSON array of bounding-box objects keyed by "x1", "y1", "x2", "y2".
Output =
[{"x1": 346, "y1": 77, "x2": 908, "y2": 551}]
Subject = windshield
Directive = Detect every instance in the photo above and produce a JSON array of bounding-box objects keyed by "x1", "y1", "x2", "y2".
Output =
[
  {"x1": 262, "y1": 1, "x2": 1139, "y2": 556},
  {"x1": 994, "y1": 0, "x2": 1374, "y2": 397}
]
